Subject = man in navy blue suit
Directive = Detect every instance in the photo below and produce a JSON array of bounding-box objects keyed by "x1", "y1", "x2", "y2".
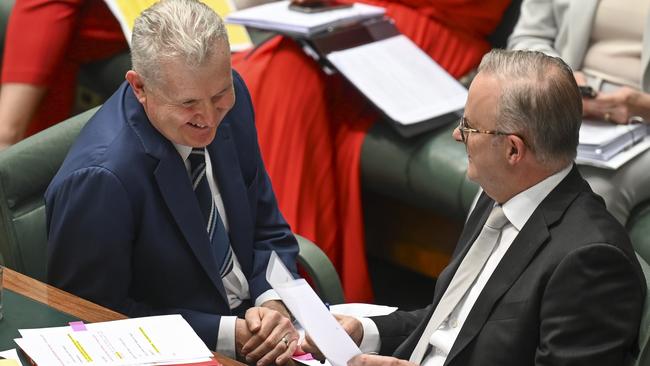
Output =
[{"x1": 46, "y1": 1, "x2": 300, "y2": 364}]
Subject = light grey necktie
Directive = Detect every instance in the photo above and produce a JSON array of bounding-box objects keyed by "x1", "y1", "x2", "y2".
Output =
[{"x1": 409, "y1": 205, "x2": 509, "y2": 364}]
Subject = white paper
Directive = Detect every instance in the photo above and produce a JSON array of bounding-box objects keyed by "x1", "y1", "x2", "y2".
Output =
[
  {"x1": 0, "y1": 349, "x2": 23, "y2": 366},
  {"x1": 329, "y1": 303, "x2": 397, "y2": 318},
  {"x1": 266, "y1": 252, "x2": 361, "y2": 366},
  {"x1": 15, "y1": 315, "x2": 213, "y2": 366},
  {"x1": 576, "y1": 135, "x2": 650, "y2": 169},
  {"x1": 327, "y1": 35, "x2": 467, "y2": 125},
  {"x1": 579, "y1": 119, "x2": 646, "y2": 146},
  {"x1": 226, "y1": 0, "x2": 385, "y2": 36}
]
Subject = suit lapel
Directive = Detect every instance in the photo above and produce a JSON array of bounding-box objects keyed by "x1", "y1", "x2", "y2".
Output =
[
  {"x1": 208, "y1": 123, "x2": 254, "y2": 274},
  {"x1": 396, "y1": 195, "x2": 495, "y2": 359},
  {"x1": 124, "y1": 85, "x2": 228, "y2": 301},
  {"x1": 432, "y1": 196, "x2": 493, "y2": 308},
  {"x1": 444, "y1": 167, "x2": 585, "y2": 365}
]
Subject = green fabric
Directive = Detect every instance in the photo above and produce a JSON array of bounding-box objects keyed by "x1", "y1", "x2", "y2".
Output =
[
  {"x1": 0, "y1": 107, "x2": 94, "y2": 280},
  {"x1": 629, "y1": 202, "x2": 650, "y2": 266},
  {"x1": 295, "y1": 235, "x2": 345, "y2": 305},
  {"x1": 361, "y1": 120, "x2": 478, "y2": 220},
  {"x1": 0, "y1": 289, "x2": 77, "y2": 363},
  {"x1": 633, "y1": 254, "x2": 650, "y2": 366}
]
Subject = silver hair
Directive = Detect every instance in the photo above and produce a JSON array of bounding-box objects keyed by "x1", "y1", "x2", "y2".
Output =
[
  {"x1": 478, "y1": 49, "x2": 582, "y2": 168},
  {"x1": 131, "y1": 0, "x2": 229, "y2": 84}
]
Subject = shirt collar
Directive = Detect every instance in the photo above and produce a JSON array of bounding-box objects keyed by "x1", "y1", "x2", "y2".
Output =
[
  {"x1": 501, "y1": 164, "x2": 572, "y2": 230},
  {"x1": 172, "y1": 142, "x2": 193, "y2": 162}
]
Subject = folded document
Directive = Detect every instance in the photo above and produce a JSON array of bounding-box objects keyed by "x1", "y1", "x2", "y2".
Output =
[{"x1": 15, "y1": 315, "x2": 216, "y2": 365}]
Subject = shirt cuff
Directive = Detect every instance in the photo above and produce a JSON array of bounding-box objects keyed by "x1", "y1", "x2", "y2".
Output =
[
  {"x1": 217, "y1": 315, "x2": 238, "y2": 358},
  {"x1": 254, "y1": 289, "x2": 281, "y2": 307},
  {"x1": 358, "y1": 317, "x2": 381, "y2": 354}
]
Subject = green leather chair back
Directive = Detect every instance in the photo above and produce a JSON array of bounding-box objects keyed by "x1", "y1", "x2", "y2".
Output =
[
  {"x1": 0, "y1": 0, "x2": 15, "y2": 69},
  {"x1": 634, "y1": 253, "x2": 650, "y2": 366},
  {"x1": 295, "y1": 234, "x2": 345, "y2": 305},
  {"x1": 0, "y1": 107, "x2": 96, "y2": 281}
]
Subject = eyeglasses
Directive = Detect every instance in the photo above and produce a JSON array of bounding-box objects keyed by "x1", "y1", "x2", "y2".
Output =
[{"x1": 457, "y1": 116, "x2": 517, "y2": 144}]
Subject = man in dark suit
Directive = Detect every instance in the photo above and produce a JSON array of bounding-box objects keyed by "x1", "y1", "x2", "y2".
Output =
[
  {"x1": 45, "y1": 1, "x2": 299, "y2": 364},
  {"x1": 306, "y1": 50, "x2": 646, "y2": 366}
]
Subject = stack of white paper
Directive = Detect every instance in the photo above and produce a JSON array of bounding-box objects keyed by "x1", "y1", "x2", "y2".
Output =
[
  {"x1": 14, "y1": 315, "x2": 215, "y2": 366},
  {"x1": 326, "y1": 35, "x2": 467, "y2": 126},
  {"x1": 225, "y1": 0, "x2": 385, "y2": 36},
  {"x1": 577, "y1": 119, "x2": 650, "y2": 169}
]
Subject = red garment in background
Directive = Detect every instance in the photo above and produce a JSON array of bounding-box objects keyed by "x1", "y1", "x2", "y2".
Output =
[
  {"x1": 233, "y1": 0, "x2": 510, "y2": 302},
  {"x1": 1, "y1": 0, "x2": 127, "y2": 136}
]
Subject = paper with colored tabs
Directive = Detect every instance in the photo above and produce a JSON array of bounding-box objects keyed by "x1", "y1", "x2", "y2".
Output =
[{"x1": 103, "y1": 0, "x2": 253, "y2": 51}]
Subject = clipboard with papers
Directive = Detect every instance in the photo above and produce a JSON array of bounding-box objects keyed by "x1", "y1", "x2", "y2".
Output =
[{"x1": 226, "y1": 2, "x2": 467, "y2": 137}]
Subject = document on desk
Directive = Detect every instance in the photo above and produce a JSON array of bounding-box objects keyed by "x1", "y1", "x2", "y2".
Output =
[
  {"x1": 266, "y1": 252, "x2": 361, "y2": 366},
  {"x1": 14, "y1": 315, "x2": 215, "y2": 365},
  {"x1": 326, "y1": 35, "x2": 468, "y2": 126}
]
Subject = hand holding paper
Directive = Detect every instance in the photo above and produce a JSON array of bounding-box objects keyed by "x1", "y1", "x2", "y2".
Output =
[
  {"x1": 300, "y1": 314, "x2": 364, "y2": 361},
  {"x1": 266, "y1": 252, "x2": 362, "y2": 366}
]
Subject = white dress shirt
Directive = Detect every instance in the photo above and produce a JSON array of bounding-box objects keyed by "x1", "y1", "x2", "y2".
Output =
[
  {"x1": 174, "y1": 144, "x2": 280, "y2": 357},
  {"x1": 359, "y1": 165, "x2": 573, "y2": 365}
]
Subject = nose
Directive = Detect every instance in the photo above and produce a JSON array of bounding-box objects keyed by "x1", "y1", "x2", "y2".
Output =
[
  {"x1": 452, "y1": 126, "x2": 463, "y2": 142},
  {"x1": 196, "y1": 100, "x2": 218, "y2": 126}
]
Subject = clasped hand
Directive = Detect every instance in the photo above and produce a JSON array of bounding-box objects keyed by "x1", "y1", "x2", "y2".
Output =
[{"x1": 236, "y1": 301, "x2": 299, "y2": 366}]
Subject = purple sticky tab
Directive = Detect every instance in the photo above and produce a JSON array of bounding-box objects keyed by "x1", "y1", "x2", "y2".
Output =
[{"x1": 69, "y1": 321, "x2": 87, "y2": 331}]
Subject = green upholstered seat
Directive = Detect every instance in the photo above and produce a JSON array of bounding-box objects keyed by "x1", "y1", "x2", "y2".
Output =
[
  {"x1": 295, "y1": 234, "x2": 345, "y2": 305},
  {"x1": 633, "y1": 253, "x2": 650, "y2": 366},
  {"x1": 361, "y1": 119, "x2": 479, "y2": 220},
  {"x1": 0, "y1": 107, "x2": 96, "y2": 281},
  {"x1": 0, "y1": 0, "x2": 13, "y2": 69}
]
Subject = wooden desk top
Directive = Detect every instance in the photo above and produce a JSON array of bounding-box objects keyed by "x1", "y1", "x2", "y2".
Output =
[{"x1": 3, "y1": 267, "x2": 244, "y2": 366}]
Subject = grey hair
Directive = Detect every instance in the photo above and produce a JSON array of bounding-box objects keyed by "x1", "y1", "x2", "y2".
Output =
[
  {"x1": 131, "y1": 0, "x2": 228, "y2": 84},
  {"x1": 478, "y1": 49, "x2": 582, "y2": 168}
]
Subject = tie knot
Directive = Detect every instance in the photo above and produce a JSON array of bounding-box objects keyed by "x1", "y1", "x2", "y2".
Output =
[
  {"x1": 485, "y1": 205, "x2": 508, "y2": 230},
  {"x1": 188, "y1": 148, "x2": 206, "y2": 171}
]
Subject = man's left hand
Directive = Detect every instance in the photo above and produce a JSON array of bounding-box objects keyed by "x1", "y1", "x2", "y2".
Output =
[
  {"x1": 240, "y1": 304, "x2": 298, "y2": 366},
  {"x1": 348, "y1": 354, "x2": 417, "y2": 366}
]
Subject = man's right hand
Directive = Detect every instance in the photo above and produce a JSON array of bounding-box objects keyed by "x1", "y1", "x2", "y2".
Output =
[
  {"x1": 300, "y1": 314, "x2": 364, "y2": 361},
  {"x1": 236, "y1": 307, "x2": 299, "y2": 366}
]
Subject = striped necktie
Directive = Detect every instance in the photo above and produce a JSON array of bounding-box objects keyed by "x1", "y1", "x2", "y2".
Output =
[{"x1": 188, "y1": 148, "x2": 234, "y2": 278}]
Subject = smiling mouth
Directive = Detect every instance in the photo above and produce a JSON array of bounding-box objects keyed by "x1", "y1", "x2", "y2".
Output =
[{"x1": 188, "y1": 122, "x2": 208, "y2": 129}]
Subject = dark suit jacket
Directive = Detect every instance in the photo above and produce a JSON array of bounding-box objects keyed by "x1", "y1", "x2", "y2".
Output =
[
  {"x1": 372, "y1": 167, "x2": 645, "y2": 366},
  {"x1": 45, "y1": 72, "x2": 299, "y2": 348}
]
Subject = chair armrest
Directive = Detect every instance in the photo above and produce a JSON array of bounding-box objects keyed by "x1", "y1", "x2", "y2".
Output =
[{"x1": 295, "y1": 234, "x2": 345, "y2": 305}]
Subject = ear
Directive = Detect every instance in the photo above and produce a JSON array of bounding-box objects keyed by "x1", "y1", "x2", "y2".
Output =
[
  {"x1": 126, "y1": 70, "x2": 147, "y2": 105},
  {"x1": 504, "y1": 134, "x2": 526, "y2": 165}
]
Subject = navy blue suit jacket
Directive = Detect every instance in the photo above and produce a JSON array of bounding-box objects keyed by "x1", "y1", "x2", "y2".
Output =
[{"x1": 45, "y1": 72, "x2": 299, "y2": 348}]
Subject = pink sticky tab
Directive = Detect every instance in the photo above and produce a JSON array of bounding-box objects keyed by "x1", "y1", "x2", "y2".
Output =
[
  {"x1": 292, "y1": 353, "x2": 315, "y2": 361},
  {"x1": 69, "y1": 321, "x2": 87, "y2": 331}
]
